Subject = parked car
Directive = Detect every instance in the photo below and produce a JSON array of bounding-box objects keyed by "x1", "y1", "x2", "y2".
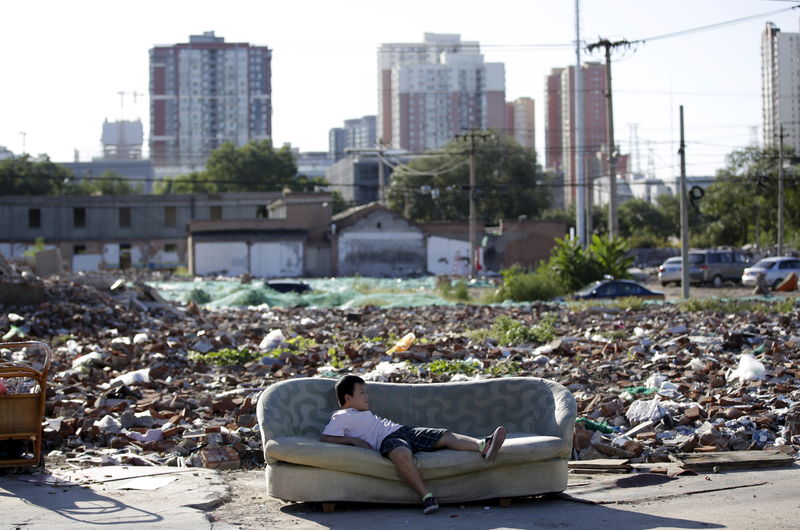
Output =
[
  {"x1": 741, "y1": 257, "x2": 800, "y2": 289},
  {"x1": 571, "y1": 279, "x2": 665, "y2": 300},
  {"x1": 687, "y1": 249, "x2": 751, "y2": 287},
  {"x1": 658, "y1": 256, "x2": 682, "y2": 286}
]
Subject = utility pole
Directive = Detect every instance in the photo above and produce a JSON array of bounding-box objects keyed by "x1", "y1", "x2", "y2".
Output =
[
  {"x1": 778, "y1": 125, "x2": 785, "y2": 256},
  {"x1": 457, "y1": 129, "x2": 491, "y2": 277},
  {"x1": 377, "y1": 139, "x2": 386, "y2": 205},
  {"x1": 574, "y1": 0, "x2": 586, "y2": 246},
  {"x1": 587, "y1": 38, "x2": 630, "y2": 239},
  {"x1": 679, "y1": 106, "x2": 690, "y2": 300}
]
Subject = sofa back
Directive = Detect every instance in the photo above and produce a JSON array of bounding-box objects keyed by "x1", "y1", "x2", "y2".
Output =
[{"x1": 257, "y1": 377, "x2": 575, "y2": 442}]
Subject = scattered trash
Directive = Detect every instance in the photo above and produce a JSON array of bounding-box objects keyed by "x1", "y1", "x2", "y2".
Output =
[
  {"x1": 259, "y1": 329, "x2": 286, "y2": 351},
  {"x1": 387, "y1": 333, "x2": 415, "y2": 355},
  {"x1": 727, "y1": 353, "x2": 766, "y2": 383}
]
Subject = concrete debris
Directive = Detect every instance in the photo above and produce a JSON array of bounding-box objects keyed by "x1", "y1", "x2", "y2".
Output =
[{"x1": 0, "y1": 273, "x2": 798, "y2": 472}]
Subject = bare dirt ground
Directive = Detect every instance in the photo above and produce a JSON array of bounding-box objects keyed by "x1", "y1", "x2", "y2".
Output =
[{"x1": 207, "y1": 466, "x2": 800, "y2": 530}]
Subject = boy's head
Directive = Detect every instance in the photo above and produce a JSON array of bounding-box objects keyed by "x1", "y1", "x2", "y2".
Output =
[{"x1": 335, "y1": 375, "x2": 368, "y2": 410}]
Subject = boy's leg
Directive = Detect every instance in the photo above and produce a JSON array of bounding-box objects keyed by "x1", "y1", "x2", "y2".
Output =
[
  {"x1": 387, "y1": 446, "x2": 429, "y2": 498},
  {"x1": 434, "y1": 431, "x2": 480, "y2": 451},
  {"x1": 434, "y1": 427, "x2": 507, "y2": 461}
]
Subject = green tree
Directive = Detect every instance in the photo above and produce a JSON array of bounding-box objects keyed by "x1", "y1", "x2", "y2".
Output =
[
  {"x1": 618, "y1": 199, "x2": 665, "y2": 238},
  {"x1": 386, "y1": 133, "x2": 550, "y2": 222},
  {"x1": 158, "y1": 140, "x2": 299, "y2": 194},
  {"x1": 698, "y1": 145, "x2": 798, "y2": 247},
  {"x1": 0, "y1": 154, "x2": 74, "y2": 195},
  {"x1": 71, "y1": 170, "x2": 140, "y2": 195}
]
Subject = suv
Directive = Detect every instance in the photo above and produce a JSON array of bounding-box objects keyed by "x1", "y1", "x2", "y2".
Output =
[{"x1": 688, "y1": 249, "x2": 751, "y2": 287}]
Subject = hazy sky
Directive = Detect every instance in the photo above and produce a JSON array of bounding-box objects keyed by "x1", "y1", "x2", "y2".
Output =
[{"x1": 2, "y1": 0, "x2": 799, "y2": 181}]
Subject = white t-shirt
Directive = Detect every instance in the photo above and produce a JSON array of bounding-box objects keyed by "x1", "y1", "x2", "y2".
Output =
[{"x1": 321, "y1": 408, "x2": 402, "y2": 451}]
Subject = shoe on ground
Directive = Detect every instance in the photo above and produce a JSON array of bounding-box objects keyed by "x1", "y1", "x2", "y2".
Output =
[
  {"x1": 422, "y1": 493, "x2": 439, "y2": 514},
  {"x1": 480, "y1": 426, "x2": 506, "y2": 463}
]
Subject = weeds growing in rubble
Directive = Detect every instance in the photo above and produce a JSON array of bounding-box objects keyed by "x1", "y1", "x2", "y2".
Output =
[
  {"x1": 485, "y1": 360, "x2": 522, "y2": 376},
  {"x1": 437, "y1": 279, "x2": 471, "y2": 302},
  {"x1": 417, "y1": 359, "x2": 480, "y2": 377},
  {"x1": 569, "y1": 296, "x2": 651, "y2": 312},
  {"x1": 190, "y1": 347, "x2": 259, "y2": 366},
  {"x1": 468, "y1": 314, "x2": 557, "y2": 346},
  {"x1": 679, "y1": 298, "x2": 796, "y2": 314},
  {"x1": 190, "y1": 336, "x2": 318, "y2": 366}
]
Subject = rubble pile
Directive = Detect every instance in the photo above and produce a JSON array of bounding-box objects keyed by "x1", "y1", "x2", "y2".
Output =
[{"x1": 1, "y1": 275, "x2": 799, "y2": 471}]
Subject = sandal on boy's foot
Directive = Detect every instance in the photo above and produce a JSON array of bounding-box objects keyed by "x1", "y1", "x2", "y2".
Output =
[
  {"x1": 422, "y1": 493, "x2": 439, "y2": 514},
  {"x1": 479, "y1": 426, "x2": 506, "y2": 462}
]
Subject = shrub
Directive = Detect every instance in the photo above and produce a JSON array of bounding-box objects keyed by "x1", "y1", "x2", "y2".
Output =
[
  {"x1": 589, "y1": 234, "x2": 633, "y2": 280},
  {"x1": 494, "y1": 264, "x2": 566, "y2": 302},
  {"x1": 549, "y1": 235, "x2": 633, "y2": 291},
  {"x1": 187, "y1": 288, "x2": 212, "y2": 304}
]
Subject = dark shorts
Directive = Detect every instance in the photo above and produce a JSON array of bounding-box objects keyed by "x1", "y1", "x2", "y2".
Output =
[{"x1": 379, "y1": 426, "x2": 448, "y2": 458}]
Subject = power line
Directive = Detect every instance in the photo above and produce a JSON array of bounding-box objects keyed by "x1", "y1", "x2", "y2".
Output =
[{"x1": 633, "y1": 4, "x2": 800, "y2": 43}]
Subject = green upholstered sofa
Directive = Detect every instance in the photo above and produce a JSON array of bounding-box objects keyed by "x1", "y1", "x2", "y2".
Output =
[{"x1": 256, "y1": 376, "x2": 576, "y2": 505}]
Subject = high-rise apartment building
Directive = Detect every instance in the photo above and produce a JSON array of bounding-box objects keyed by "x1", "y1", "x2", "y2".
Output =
[
  {"x1": 545, "y1": 63, "x2": 608, "y2": 208},
  {"x1": 762, "y1": 22, "x2": 800, "y2": 152},
  {"x1": 505, "y1": 97, "x2": 535, "y2": 151},
  {"x1": 378, "y1": 33, "x2": 505, "y2": 152},
  {"x1": 329, "y1": 115, "x2": 377, "y2": 161},
  {"x1": 149, "y1": 31, "x2": 272, "y2": 172}
]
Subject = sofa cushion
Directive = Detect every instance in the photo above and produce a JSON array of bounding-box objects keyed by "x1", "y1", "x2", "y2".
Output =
[{"x1": 266, "y1": 433, "x2": 568, "y2": 481}]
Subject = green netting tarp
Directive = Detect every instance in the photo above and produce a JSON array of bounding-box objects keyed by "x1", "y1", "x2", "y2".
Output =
[{"x1": 147, "y1": 277, "x2": 456, "y2": 309}]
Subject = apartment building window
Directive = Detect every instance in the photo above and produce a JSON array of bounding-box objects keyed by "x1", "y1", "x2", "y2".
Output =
[
  {"x1": 119, "y1": 207, "x2": 131, "y2": 228},
  {"x1": 164, "y1": 206, "x2": 177, "y2": 227},
  {"x1": 210, "y1": 205, "x2": 222, "y2": 220},
  {"x1": 28, "y1": 208, "x2": 41, "y2": 229},
  {"x1": 73, "y1": 207, "x2": 86, "y2": 228},
  {"x1": 164, "y1": 243, "x2": 178, "y2": 253}
]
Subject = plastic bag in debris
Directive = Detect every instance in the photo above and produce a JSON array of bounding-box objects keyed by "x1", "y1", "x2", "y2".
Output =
[
  {"x1": 727, "y1": 353, "x2": 766, "y2": 383},
  {"x1": 72, "y1": 352, "x2": 104, "y2": 369},
  {"x1": 646, "y1": 373, "x2": 667, "y2": 389},
  {"x1": 387, "y1": 333, "x2": 416, "y2": 355},
  {"x1": 109, "y1": 368, "x2": 151, "y2": 387},
  {"x1": 362, "y1": 361, "x2": 409, "y2": 382},
  {"x1": 95, "y1": 415, "x2": 123, "y2": 434},
  {"x1": 626, "y1": 398, "x2": 666, "y2": 426},
  {"x1": 259, "y1": 329, "x2": 286, "y2": 351}
]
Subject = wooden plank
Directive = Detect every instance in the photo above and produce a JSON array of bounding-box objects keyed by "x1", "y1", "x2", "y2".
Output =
[
  {"x1": 569, "y1": 459, "x2": 631, "y2": 469},
  {"x1": 670, "y1": 450, "x2": 795, "y2": 471}
]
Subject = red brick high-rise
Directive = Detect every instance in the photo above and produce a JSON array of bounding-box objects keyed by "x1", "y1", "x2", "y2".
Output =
[{"x1": 545, "y1": 63, "x2": 608, "y2": 208}]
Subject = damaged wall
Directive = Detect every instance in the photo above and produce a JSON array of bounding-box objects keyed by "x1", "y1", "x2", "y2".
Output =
[{"x1": 337, "y1": 210, "x2": 425, "y2": 277}]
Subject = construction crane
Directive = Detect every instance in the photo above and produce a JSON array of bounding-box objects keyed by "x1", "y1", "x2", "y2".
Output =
[{"x1": 117, "y1": 90, "x2": 145, "y2": 120}]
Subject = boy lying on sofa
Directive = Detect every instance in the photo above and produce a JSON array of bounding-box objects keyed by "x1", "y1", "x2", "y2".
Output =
[{"x1": 320, "y1": 374, "x2": 506, "y2": 514}]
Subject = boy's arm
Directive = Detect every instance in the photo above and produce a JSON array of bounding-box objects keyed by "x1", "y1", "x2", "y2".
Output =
[{"x1": 320, "y1": 434, "x2": 372, "y2": 449}]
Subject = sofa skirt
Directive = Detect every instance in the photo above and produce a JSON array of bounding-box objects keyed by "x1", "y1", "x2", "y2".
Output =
[{"x1": 266, "y1": 457, "x2": 568, "y2": 504}]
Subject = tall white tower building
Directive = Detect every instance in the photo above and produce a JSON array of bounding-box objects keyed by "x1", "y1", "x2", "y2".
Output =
[
  {"x1": 378, "y1": 33, "x2": 506, "y2": 152},
  {"x1": 762, "y1": 21, "x2": 800, "y2": 151}
]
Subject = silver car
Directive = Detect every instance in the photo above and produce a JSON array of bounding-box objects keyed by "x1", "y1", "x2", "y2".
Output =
[
  {"x1": 742, "y1": 257, "x2": 800, "y2": 289},
  {"x1": 658, "y1": 256, "x2": 682, "y2": 286}
]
